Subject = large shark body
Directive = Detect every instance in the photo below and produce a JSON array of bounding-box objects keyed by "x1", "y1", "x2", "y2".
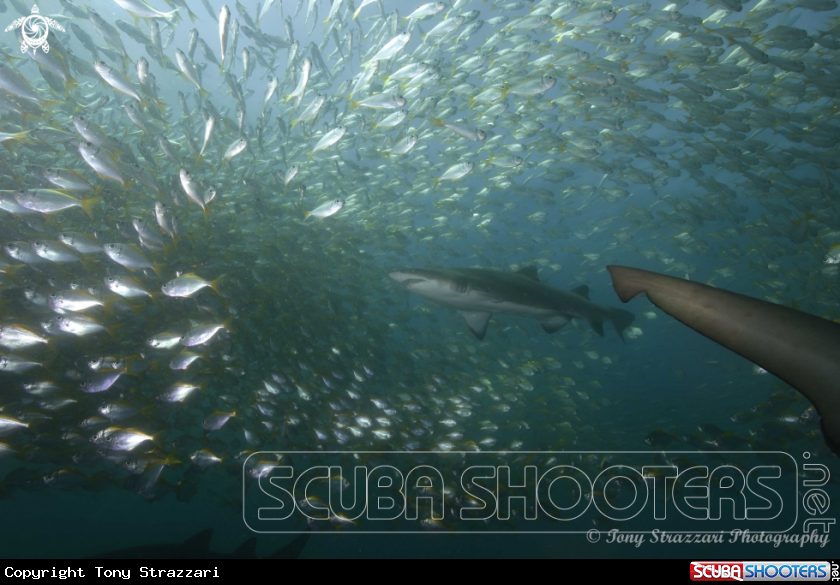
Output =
[
  {"x1": 389, "y1": 266, "x2": 635, "y2": 341},
  {"x1": 607, "y1": 265, "x2": 840, "y2": 456}
]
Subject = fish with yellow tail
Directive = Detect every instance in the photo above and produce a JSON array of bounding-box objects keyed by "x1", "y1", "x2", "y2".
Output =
[{"x1": 304, "y1": 199, "x2": 344, "y2": 220}]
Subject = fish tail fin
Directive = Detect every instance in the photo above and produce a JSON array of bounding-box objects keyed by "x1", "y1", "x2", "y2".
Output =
[
  {"x1": 20, "y1": 111, "x2": 38, "y2": 126},
  {"x1": 15, "y1": 130, "x2": 35, "y2": 144},
  {"x1": 148, "y1": 357, "x2": 164, "y2": 373},
  {"x1": 349, "y1": 101, "x2": 360, "y2": 109},
  {"x1": 203, "y1": 206, "x2": 209, "y2": 221},
  {"x1": 152, "y1": 263, "x2": 166, "y2": 279},
  {"x1": 303, "y1": 211, "x2": 311, "y2": 220},
  {"x1": 123, "y1": 301, "x2": 146, "y2": 318},
  {"x1": 164, "y1": 449, "x2": 182, "y2": 467},
  {"x1": 198, "y1": 87, "x2": 210, "y2": 101},
  {"x1": 430, "y1": 117, "x2": 444, "y2": 127},
  {"x1": 64, "y1": 76, "x2": 80, "y2": 95},
  {"x1": 222, "y1": 316, "x2": 235, "y2": 333},
  {"x1": 169, "y1": 6, "x2": 191, "y2": 23},
  {"x1": 80, "y1": 256, "x2": 98, "y2": 274},
  {"x1": 608, "y1": 308, "x2": 636, "y2": 344},
  {"x1": 308, "y1": 150, "x2": 314, "y2": 162},
  {"x1": 106, "y1": 323, "x2": 125, "y2": 340},
  {"x1": 164, "y1": 9, "x2": 182, "y2": 26},
  {"x1": 210, "y1": 275, "x2": 225, "y2": 293},
  {"x1": 42, "y1": 99, "x2": 64, "y2": 110},
  {"x1": 80, "y1": 196, "x2": 102, "y2": 220}
]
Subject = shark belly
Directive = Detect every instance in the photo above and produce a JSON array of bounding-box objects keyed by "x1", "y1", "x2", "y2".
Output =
[
  {"x1": 413, "y1": 286, "x2": 556, "y2": 319},
  {"x1": 416, "y1": 288, "x2": 567, "y2": 339}
]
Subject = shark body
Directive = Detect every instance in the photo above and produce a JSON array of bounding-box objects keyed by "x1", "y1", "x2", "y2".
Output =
[
  {"x1": 608, "y1": 265, "x2": 840, "y2": 456},
  {"x1": 389, "y1": 266, "x2": 635, "y2": 341}
]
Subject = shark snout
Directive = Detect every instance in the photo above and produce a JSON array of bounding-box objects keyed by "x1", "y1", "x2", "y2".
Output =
[{"x1": 389, "y1": 270, "x2": 421, "y2": 285}]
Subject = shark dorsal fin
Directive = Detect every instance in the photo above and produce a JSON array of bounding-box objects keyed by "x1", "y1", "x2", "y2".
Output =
[
  {"x1": 230, "y1": 538, "x2": 257, "y2": 559},
  {"x1": 267, "y1": 529, "x2": 312, "y2": 559},
  {"x1": 516, "y1": 266, "x2": 540, "y2": 281},
  {"x1": 460, "y1": 311, "x2": 492, "y2": 340},
  {"x1": 571, "y1": 285, "x2": 590, "y2": 300},
  {"x1": 183, "y1": 529, "x2": 213, "y2": 554}
]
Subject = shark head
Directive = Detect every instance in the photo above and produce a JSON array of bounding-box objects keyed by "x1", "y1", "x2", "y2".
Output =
[
  {"x1": 389, "y1": 268, "x2": 472, "y2": 305},
  {"x1": 389, "y1": 269, "x2": 446, "y2": 291}
]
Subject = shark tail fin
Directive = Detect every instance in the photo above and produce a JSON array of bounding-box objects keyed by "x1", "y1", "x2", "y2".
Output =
[
  {"x1": 607, "y1": 308, "x2": 636, "y2": 344},
  {"x1": 588, "y1": 318, "x2": 605, "y2": 337}
]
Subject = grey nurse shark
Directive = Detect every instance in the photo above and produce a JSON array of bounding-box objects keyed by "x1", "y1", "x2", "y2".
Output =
[{"x1": 389, "y1": 266, "x2": 635, "y2": 341}]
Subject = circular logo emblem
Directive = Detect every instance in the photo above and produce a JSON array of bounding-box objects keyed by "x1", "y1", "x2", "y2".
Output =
[
  {"x1": 21, "y1": 13, "x2": 48, "y2": 49},
  {"x1": 5, "y1": 6, "x2": 64, "y2": 54}
]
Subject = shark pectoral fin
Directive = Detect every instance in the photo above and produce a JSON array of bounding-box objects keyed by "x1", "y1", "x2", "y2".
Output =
[
  {"x1": 571, "y1": 285, "x2": 590, "y2": 300},
  {"x1": 516, "y1": 266, "x2": 540, "y2": 281},
  {"x1": 540, "y1": 315, "x2": 569, "y2": 334},
  {"x1": 461, "y1": 311, "x2": 492, "y2": 340}
]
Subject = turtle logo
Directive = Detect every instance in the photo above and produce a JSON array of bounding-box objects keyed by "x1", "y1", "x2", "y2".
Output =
[{"x1": 5, "y1": 5, "x2": 64, "y2": 54}]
